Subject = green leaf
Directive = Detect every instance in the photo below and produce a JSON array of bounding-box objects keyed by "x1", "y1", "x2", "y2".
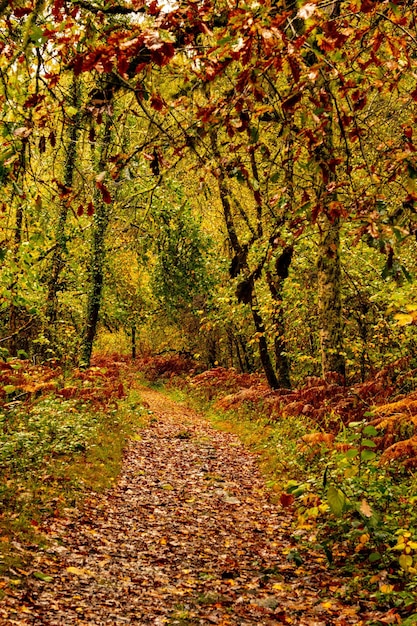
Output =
[
  {"x1": 30, "y1": 25, "x2": 47, "y2": 46},
  {"x1": 66, "y1": 106, "x2": 78, "y2": 117},
  {"x1": 361, "y1": 450, "x2": 377, "y2": 461},
  {"x1": 345, "y1": 448, "x2": 359, "y2": 459},
  {"x1": 4, "y1": 385, "x2": 16, "y2": 394},
  {"x1": 361, "y1": 439, "x2": 376, "y2": 448},
  {"x1": 401, "y1": 265, "x2": 413, "y2": 283},
  {"x1": 33, "y1": 571, "x2": 53, "y2": 582},
  {"x1": 363, "y1": 425, "x2": 378, "y2": 436},
  {"x1": 369, "y1": 552, "x2": 381, "y2": 563},
  {"x1": 327, "y1": 486, "x2": 346, "y2": 516}
]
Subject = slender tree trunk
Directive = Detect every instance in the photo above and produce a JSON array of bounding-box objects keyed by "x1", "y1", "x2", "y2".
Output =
[
  {"x1": 317, "y1": 213, "x2": 345, "y2": 378},
  {"x1": 266, "y1": 269, "x2": 291, "y2": 388},
  {"x1": 8, "y1": 144, "x2": 26, "y2": 357},
  {"x1": 79, "y1": 115, "x2": 113, "y2": 368},
  {"x1": 315, "y1": 80, "x2": 346, "y2": 380},
  {"x1": 263, "y1": 122, "x2": 295, "y2": 389},
  {"x1": 131, "y1": 325, "x2": 136, "y2": 360},
  {"x1": 46, "y1": 76, "x2": 81, "y2": 327},
  {"x1": 8, "y1": 203, "x2": 24, "y2": 357},
  {"x1": 210, "y1": 130, "x2": 279, "y2": 388}
]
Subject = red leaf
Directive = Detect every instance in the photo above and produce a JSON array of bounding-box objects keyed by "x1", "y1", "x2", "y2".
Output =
[
  {"x1": 13, "y1": 7, "x2": 32, "y2": 17},
  {"x1": 410, "y1": 87, "x2": 417, "y2": 102},
  {"x1": 52, "y1": 0, "x2": 65, "y2": 20},
  {"x1": 403, "y1": 126, "x2": 413, "y2": 140},
  {"x1": 87, "y1": 202, "x2": 95, "y2": 216},
  {"x1": 96, "y1": 181, "x2": 112, "y2": 204},
  {"x1": 280, "y1": 493, "x2": 295, "y2": 507},
  {"x1": 361, "y1": 0, "x2": 376, "y2": 12},
  {"x1": 148, "y1": 1, "x2": 160, "y2": 15},
  {"x1": 150, "y1": 94, "x2": 165, "y2": 111},
  {"x1": 24, "y1": 94, "x2": 46, "y2": 108},
  {"x1": 150, "y1": 42, "x2": 175, "y2": 67},
  {"x1": 77, "y1": 205, "x2": 84, "y2": 216},
  {"x1": 282, "y1": 92, "x2": 302, "y2": 111},
  {"x1": 288, "y1": 56, "x2": 300, "y2": 83}
]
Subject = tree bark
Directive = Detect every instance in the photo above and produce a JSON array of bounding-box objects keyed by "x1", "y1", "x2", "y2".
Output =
[
  {"x1": 8, "y1": 144, "x2": 26, "y2": 357},
  {"x1": 317, "y1": 213, "x2": 345, "y2": 378},
  {"x1": 210, "y1": 131, "x2": 279, "y2": 388},
  {"x1": 266, "y1": 268, "x2": 292, "y2": 388},
  {"x1": 315, "y1": 80, "x2": 346, "y2": 380},
  {"x1": 79, "y1": 114, "x2": 113, "y2": 368},
  {"x1": 46, "y1": 76, "x2": 81, "y2": 328}
]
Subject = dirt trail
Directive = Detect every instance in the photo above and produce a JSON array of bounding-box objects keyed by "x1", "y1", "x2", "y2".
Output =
[{"x1": 2, "y1": 388, "x2": 367, "y2": 625}]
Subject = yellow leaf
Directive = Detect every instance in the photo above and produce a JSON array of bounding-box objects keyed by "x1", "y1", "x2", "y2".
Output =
[
  {"x1": 394, "y1": 313, "x2": 414, "y2": 326},
  {"x1": 272, "y1": 582, "x2": 285, "y2": 591},
  {"x1": 399, "y1": 554, "x2": 413, "y2": 570},
  {"x1": 379, "y1": 583, "x2": 394, "y2": 593},
  {"x1": 321, "y1": 601, "x2": 333, "y2": 609},
  {"x1": 66, "y1": 566, "x2": 94, "y2": 577}
]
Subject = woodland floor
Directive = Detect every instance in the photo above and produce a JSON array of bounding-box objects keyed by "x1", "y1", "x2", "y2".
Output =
[{"x1": 0, "y1": 388, "x2": 394, "y2": 625}]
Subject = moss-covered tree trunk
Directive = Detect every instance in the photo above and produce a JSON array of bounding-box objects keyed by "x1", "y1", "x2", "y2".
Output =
[
  {"x1": 315, "y1": 79, "x2": 346, "y2": 380},
  {"x1": 317, "y1": 213, "x2": 345, "y2": 378},
  {"x1": 79, "y1": 114, "x2": 113, "y2": 368},
  {"x1": 46, "y1": 76, "x2": 80, "y2": 326},
  {"x1": 8, "y1": 144, "x2": 26, "y2": 357}
]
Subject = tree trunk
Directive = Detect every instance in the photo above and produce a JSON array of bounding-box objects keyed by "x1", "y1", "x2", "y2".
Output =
[
  {"x1": 266, "y1": 269, "x2": 291, "y2": 388},
  {"x1": 210, "y1": 130, "x2": 279, "y2": 388},
  {"x1": 46, "y1": 76, "x2": 81, "y2": 327},
  {"x1": 314, "y1": 77, "x2": 346, "y2": 380},
  {"x1": 131, "y1": 325, "x2": 136, "y2": 360},
  {"x1": 79, "y1": 114, "x2": 113, "y2": 368},
  {"x1": 317, "y1": 213, "x2": 345, "y2": 379},
  {"x1": 8, "y1": 144, "x2": 26, "y2": 357},
  {"x1": 8, "y1": 203, "x2": 24, "y2": 357},
  {"x1": 250, "y1": 298, "x2": 280, "y2": 388}
]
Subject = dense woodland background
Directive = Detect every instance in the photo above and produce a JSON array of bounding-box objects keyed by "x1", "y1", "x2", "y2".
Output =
[
  {"x1": 1, "y1": 0, "x2": 417, "y2": 388},
  {"x1": 2, "y1": 1, "x2": 417, "y2": 619}
]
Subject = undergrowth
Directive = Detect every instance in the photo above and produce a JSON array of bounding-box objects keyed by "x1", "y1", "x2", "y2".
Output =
[{"x1": 0, "y1": 357, "x2": 149, "y2": 577}]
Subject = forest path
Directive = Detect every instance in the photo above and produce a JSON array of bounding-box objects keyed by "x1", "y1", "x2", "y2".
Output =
[{"x1": 3, "y1": 387, "x2": 365, "y2": 625}]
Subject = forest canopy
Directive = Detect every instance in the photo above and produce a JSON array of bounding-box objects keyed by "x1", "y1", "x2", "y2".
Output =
[{"x1": 0, "y1": 0, "x2": 417, "y2": 387}]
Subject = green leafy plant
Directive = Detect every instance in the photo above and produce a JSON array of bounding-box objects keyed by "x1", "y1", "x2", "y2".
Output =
[{"x1": 289, "y1": 420, "x2": 417, "y2": 583}]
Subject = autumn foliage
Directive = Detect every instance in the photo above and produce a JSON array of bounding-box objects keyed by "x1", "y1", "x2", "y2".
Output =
[
  {"x1": 0, "y1": 355, "x2": 131, "y2": 413},
  {"x1": 136, "y1": 354, "x2": 417, "y2": 468}
]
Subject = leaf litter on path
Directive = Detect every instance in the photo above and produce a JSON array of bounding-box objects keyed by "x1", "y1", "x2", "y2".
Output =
[{"x1": 0, "y1": 389, "x2": 389, "y2": 624}]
